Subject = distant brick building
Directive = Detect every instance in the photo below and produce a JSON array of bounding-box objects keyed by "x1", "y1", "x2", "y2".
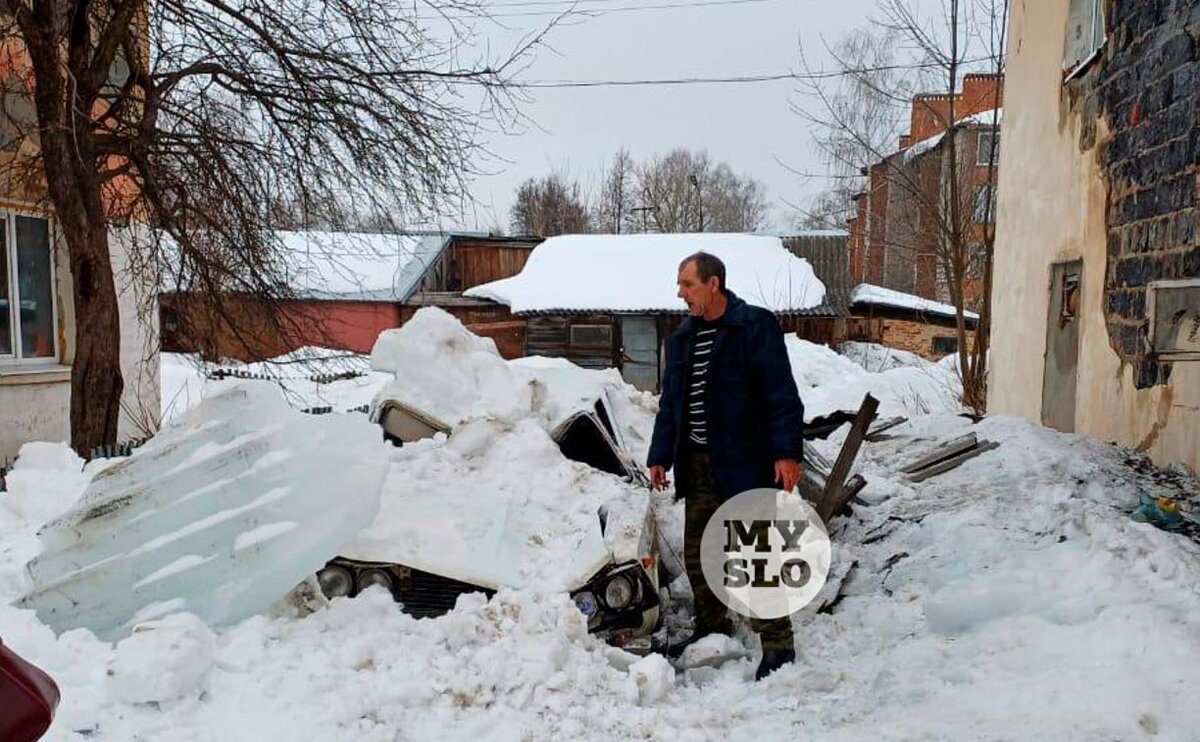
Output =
[
  {"x1": 847, "y1": 74, "x2": 1003, "y2": 310},
  {"x1": 161, "y1": 232, "x2": 539, "y2": 361}
]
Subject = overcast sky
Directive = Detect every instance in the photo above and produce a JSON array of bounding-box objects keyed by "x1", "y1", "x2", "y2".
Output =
[{"x1": 431, "y1": 0, "x2": 879, "y2": 234}]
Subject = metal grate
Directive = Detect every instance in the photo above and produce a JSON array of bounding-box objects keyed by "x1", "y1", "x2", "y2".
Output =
[{"x1": 396, "y1": 568, "x2": 495, "y2": 619}]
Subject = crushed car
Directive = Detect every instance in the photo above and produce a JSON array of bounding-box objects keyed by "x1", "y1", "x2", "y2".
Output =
[{"x1": 315, "y1": 308, "x2": 663, "y2": 649}]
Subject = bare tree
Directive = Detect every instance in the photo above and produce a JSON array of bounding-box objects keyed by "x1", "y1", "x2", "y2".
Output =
[
  {"x1": 510, "y1": 173, "x2": 590, "y2": 236},
  {"x1": 798, "y1": 0, "x2": 1008, "y2": 414},
  {"x1": 794, "y1": 28, "x2": 908, "y2": 230},
  {"x1": 638, "y1": 148, "x2": 767, "y2": 233},
  {"x1": 0, "y1": 0, "x2": 543, "y2": 452},
  {"x1": 592, "y1": 148, "x2": 636, "y2": 234}
]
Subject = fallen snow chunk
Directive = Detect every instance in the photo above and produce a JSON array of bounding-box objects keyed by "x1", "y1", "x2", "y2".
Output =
[
  {"x1": 629, "y1": 653, "x2": 675, "y2": 704},
  {"x1": 1, "y1": 444, "x2": 89, "y2": 527},
  {"x1": 677, "y1": 634, "x2": 747, "y2": 670},
  {"x1": 105, "y1": 613, "x2": 216, "y2": 704},
  {"x1": 12, "y1": 442, "x2": 84, "y2": 472}
]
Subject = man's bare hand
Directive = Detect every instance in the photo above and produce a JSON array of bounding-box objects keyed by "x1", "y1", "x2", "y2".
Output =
[
  {"x1": 649, "y1": 465, "x2": 670, "y2": 491},
  {"x1": 775, "y1": 459, "x2": 801, "y2": 493}
]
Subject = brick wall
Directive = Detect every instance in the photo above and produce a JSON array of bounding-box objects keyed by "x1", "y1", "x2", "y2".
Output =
[
  {"x1": 880, "y1": 318, "x2": 974, "y2": 360},
  {"x1": 1092, "y1": 1, "x2": 1200, "y2": 388}
]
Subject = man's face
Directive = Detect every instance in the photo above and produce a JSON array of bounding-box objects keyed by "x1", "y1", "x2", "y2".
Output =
[{"x1": 677, "y1": 261, "x2": 720, "y2": 316}]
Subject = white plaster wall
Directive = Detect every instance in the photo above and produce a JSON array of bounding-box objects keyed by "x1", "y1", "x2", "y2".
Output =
[
  {"x1": 110, "y1": 226, "x2": 161, "y2": 441},
  {"x1": 0, "y1": 381, "x2": 71, "y2": 462},
  {"x1": 991, "y1": 0, "x2": 1200, "y2": 474}
]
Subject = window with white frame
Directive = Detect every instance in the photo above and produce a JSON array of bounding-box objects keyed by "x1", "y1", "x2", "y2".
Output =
[
  {"x1": 976, "y1": 131, "x2": 1000, "y2": 167},
  {"x1": 1064, "y1": 0, "x2": 1107, "y2": 75},
  {"x1": 1, "y1": 214, "x2": 57, "y2": 361},
  {"x1": 972, "y1": 186, "x2": 997, "y2": 224}
]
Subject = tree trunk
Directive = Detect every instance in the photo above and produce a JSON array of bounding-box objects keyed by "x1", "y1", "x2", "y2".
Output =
[{"x1": 41, "y1": 136, "x2": 125, "y2": 456}]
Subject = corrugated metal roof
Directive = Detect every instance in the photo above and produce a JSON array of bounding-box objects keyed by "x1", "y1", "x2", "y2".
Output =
[{"x1": 781, "y1": 233, "x2": 852, "y2": 317}]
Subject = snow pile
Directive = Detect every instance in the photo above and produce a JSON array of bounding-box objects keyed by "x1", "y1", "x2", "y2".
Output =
[
  {"x1": 4, "y1": 389, "x2": 1200, "y2": 736},
  {"x1": 104, "y1": 613, "x2": 217, "y2": 704},
  {"x1": 370, "y1": 307, "x2": 659, "y2": 464},
  {"x1": 342, "y1": 418, "x2": 648, "y2": 591},
  {"x1": 786, "y1": 336, "x2": 963, "y2": 420},
  {"x1": 837, "y1": 341, "x2": 930, "y2": 372},
  {"x1": 370, "y1": 308, "x2": 534, "y2": 427},
  {"x1": 466, "y1": 233, "x2": 826, "y2": 313},
  {"x1": 17, "y1": 383, "x2": 390, "y2": 640}
]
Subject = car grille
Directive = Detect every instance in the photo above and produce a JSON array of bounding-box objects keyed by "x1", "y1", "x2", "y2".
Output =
[{"x1": 396, "y1": 568, "x2": 495, "y2": 619}]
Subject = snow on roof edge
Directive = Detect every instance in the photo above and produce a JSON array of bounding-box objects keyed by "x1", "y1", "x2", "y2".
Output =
[{"x1": 851, "y1": 283, "x2": 979, "y2": 321}]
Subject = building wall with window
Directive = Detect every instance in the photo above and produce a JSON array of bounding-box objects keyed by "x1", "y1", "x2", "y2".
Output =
[
  {"x1": 846, "y1": 75, "x2": 1003, "y2": 311},
  {"x1": 990, "y1": 0, "x2": 1200, "y2": 474},
  {"x1": 0, "y1": 220, "x2": 158, "y2": 461},
  {"x1": 0, "y1": 208, "x2": 73, "y2": 460}
]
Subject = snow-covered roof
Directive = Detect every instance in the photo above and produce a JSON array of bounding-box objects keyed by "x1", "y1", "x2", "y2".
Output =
[
  {"x1": 764, "y1": 229, "x2": 849, "y2": 239},
  {"x1": 464, "y1": 233, "x2": 826, "y2": 314},
  {"x1": 851, "y1": 283, "x2": 979, "y2": 321},
  {"x1": 276, "y1": 231, "x2": 451, "y2": 302},
  {"x1": 903, "y1": 107, "x2": 1003, "y2": 164}
]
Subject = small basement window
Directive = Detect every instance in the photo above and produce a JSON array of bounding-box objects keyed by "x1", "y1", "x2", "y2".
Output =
[
  {"x1": 570, "y1": 323, "x2": 612, "y2": 349},
  {"x1": 1148, "y1": 279, "x2": 1200, "y2": 361},
  {"x1": 932, "y1": 336, "x2": 958, "y2": 356}
]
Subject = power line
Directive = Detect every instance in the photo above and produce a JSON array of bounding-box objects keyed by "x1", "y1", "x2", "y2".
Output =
[
  {"x1": 422, "y1": 0, "x2": 779, "y2": 20},
  {"x1": 484, "y1": 60, "x2": 987, "y2": 88},
  {"x1": 477, "y1": 0, "x2": 750, "y2": 7},
  {"x1": 514, "y1": 72, "x2": 799, "y2": 87}
]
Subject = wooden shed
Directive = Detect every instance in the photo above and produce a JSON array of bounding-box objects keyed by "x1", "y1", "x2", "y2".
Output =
[{"x1": 465, "y1": 233, "x2": 837, "y2": 391}]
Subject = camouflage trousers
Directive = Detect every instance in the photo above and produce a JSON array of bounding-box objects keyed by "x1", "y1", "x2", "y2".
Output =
[{"x1": 677, "y1": 448, "x2": 795, "y2": 652}]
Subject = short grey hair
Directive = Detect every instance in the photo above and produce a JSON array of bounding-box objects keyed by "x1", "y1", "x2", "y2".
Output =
[{"x1": 679, "y1": 251, "x2": 726, "y2": 292}]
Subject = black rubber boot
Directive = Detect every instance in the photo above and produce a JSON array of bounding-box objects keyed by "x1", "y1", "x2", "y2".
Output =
[{"x1": 754, "y1": 649, "x2": 796, "y2": 681}]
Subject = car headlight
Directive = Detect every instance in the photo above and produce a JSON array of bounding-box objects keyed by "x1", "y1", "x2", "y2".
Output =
[
  {"x1": 359, "y1": 568, "x2": 394, "y2": 592},
  {"x1": 317, "y1": 565, "x2": 353, "y2": 598},
  {"x1": 573, "y1": 591, "x2": 599, "y2": 617},
  {"x1": 603, "y1": 574, "x2": 636, "y2": 610}
]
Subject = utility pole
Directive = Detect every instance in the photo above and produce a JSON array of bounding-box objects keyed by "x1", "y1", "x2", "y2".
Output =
[
  {"x1": 631, "y1": 206, "x2": 655, "y2": 234},
  {"x1": 690, "y1": 173, "x2": 704, "y2": 231}
]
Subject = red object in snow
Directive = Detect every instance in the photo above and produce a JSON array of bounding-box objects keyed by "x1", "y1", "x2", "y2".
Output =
[{"x1": 0, "y1": 637, "x2": 60, "y2": 742}]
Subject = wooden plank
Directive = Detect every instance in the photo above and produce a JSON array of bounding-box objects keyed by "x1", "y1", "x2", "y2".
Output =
[
  {"x1": 898, "y1": 433, "x2": 978, "y2": 474},
  {"x1": 906, "y1": 440, "x2": 999, "y2": 483},
  {"x1": 823, "y1": 474, "x2": 868, "y2": 521},
  {"x1": 865, "y1": 416, "x2": 908, "y2": 441},
  {"x1": 816, "y1": 393, "x2": 879, "y2": 523}
]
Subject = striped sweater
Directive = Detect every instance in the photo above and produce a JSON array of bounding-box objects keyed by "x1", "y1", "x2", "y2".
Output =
[{"x1": 686, "y1": 325, "x2": 717, "y2": 446}]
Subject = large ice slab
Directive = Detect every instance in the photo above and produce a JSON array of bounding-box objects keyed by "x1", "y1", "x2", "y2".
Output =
[{"x1": 15, "y1": 382, "x2": 389, "y2": 640}]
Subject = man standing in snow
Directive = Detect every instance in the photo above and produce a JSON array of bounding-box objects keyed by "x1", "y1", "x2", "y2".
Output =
[{"x1": 648, "y1": 252, "x2": 805, "y2": 681}]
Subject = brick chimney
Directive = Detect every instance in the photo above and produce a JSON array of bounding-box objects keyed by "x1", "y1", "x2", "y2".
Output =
[{"x1": 903, "y1": 74, "x2": 1004, "y2": 148}]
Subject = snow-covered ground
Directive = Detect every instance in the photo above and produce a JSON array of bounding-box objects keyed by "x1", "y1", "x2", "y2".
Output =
[
  {"x1": 788, "y1": 337, "x2": 963, "y2": 421},
  {"x1": 4, "y1": 327, "x2": 1200, "y2": 740}
]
